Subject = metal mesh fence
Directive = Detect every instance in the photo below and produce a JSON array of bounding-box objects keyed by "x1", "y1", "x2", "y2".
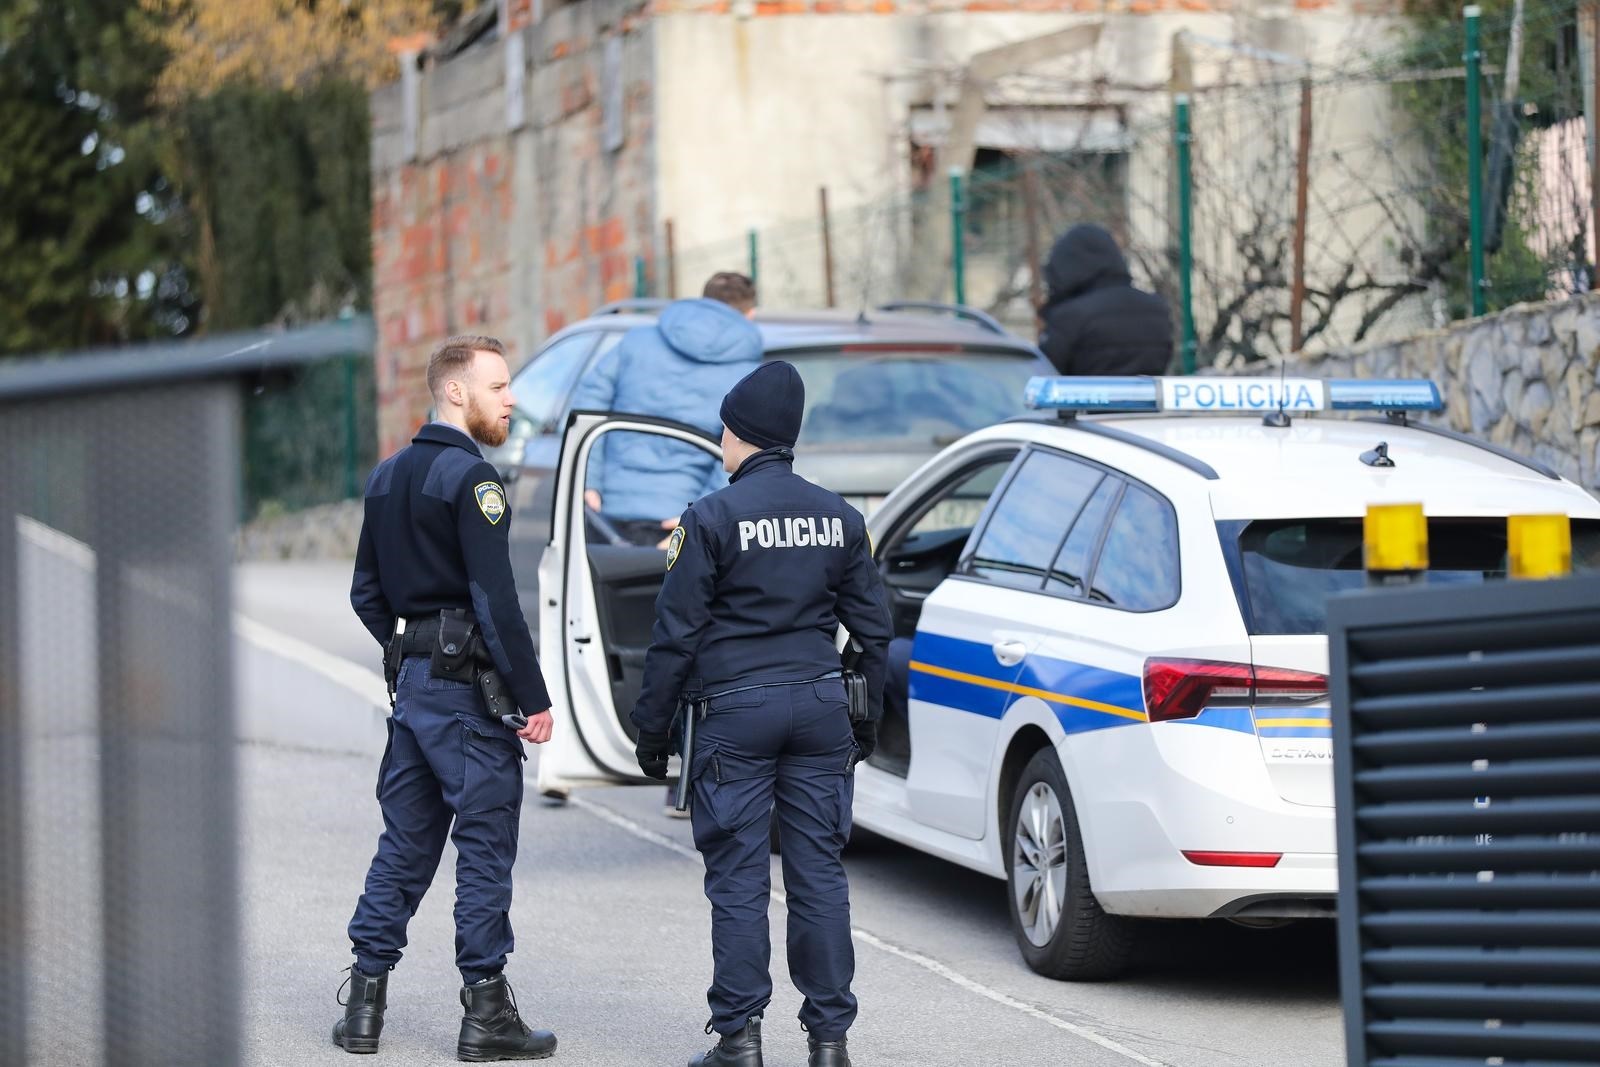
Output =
[
  {"x1": 242, "y1": 346, "x2": 377, "y2": 522},
  {"x1": 655, "y1": 0, "x2": 1594, "y2": 368},
  {"x1": 0, "y1": 319, "x2": 373, "y2": 1066},
  {"x1": 0, "y1": 383, "x2": 240, "y2": 1066}
]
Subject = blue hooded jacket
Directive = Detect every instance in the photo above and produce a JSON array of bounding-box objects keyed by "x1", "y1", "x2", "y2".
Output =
[{"x1": 569, "y1": 298, "x2": 763, "y2": 521}]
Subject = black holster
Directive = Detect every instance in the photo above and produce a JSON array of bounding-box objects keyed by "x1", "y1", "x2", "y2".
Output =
[
  {"x1": 431, "y1": 609, "x2": 478, "y2": 683},
  {"x1": 383, "y1": 638, "x2": 403, "y2": 708},
  {"x1": 842, "y1": 669, "x2": 870, "y2": 723}
]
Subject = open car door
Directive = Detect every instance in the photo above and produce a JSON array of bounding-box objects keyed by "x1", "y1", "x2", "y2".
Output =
[{"x1": 536, "y1": 411, "x2": 722, "y2": 798}]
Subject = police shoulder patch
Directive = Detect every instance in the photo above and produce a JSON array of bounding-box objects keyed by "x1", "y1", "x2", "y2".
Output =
[
  {"x1": 473, "y1": 481, "x2": 507, "y2": 525},
  {"x1": 665, "y1": 525, "x2": 685, "y2": 570}
]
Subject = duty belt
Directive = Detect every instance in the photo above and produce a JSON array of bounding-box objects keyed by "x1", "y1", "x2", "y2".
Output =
[
  {"x1": 699, "y1": 671, "x2": 842, "y2": 705},
  {"x1": 393, "y1": 613, "x2": 474, "y2": 657}
]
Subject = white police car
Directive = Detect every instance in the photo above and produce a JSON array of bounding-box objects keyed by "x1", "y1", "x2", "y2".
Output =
[{"x1": 533, "y1": 377, "x2": 1600, "y2": 980}]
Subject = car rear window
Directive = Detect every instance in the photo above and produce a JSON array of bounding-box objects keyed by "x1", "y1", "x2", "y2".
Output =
[
  {"x1": 788, "y1": 350, "x2": 1045, "y2": 448},
  {"x1": 1232, "y1": 517, "x2": 1600, "y2": 635}
]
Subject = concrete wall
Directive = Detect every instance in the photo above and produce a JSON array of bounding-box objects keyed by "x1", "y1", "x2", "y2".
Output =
[
  {"x1": 370, "y1": 0, "x2": 656, "y2": 454},
  {"x1": 1226, "y1": 292, "x2": 1600, "y2": 493}
]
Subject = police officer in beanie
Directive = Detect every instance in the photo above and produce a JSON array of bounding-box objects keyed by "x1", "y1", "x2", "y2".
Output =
[
  {"x1": 631, "y1": 361, "x2": 893, "y2": 1067},
  {"x1": 338, "y1": 334, "x2": 558, "y2": 1061}
]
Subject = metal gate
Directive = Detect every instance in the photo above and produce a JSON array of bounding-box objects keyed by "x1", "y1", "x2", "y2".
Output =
[{"x1": 1330, "y1": 574, "x2": 1600, "y2": 1066}]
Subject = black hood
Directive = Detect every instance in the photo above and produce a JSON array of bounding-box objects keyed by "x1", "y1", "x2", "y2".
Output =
[{"x1": 1043, "y1": 224, "x2": 1131, "y2": 303}]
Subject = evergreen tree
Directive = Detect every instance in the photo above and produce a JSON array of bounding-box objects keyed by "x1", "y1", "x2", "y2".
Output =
[{"x1": 0, "y1": 0, "x2": 197, "y2": 354}]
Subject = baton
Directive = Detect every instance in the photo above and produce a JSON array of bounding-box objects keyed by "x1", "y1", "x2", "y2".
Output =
[{"x1": 674, "y1": 700, "x2": 697, "y2": 812}]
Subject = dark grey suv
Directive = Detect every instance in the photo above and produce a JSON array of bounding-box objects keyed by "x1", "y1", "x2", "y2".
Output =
[{"x1": 499, "y1": 300, "x2": 1049, "y2": 628}]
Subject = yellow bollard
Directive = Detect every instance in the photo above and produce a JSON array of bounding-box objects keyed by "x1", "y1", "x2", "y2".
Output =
[
  {"x1": 1364, "y1": 503, "x2": 1428, "y2": 583},
  {"x1": 1507, "y1": 514, "x2": 1571, "y2": 580}
]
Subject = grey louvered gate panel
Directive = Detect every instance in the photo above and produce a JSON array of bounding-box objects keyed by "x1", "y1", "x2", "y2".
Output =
[{"x1": 1330, "y1": 575, "x2": 1600, "y2": 1067}]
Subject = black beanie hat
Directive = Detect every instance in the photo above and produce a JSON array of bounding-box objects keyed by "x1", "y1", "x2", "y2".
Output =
[{"x1": 720, "y1": 361, "x2": 805, "y2": 451}]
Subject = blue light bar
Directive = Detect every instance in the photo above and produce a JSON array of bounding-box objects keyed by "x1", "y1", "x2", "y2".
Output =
[
  {"x1": 1324, "y1": 379, "x2": 1443, "y2": 412},
  {"x1": 1024, "y1": 375, "x2": 1445, "y2": 415},
  {"x1": 1025, "y1": 376, "x2": 1159, "y2": 412}
]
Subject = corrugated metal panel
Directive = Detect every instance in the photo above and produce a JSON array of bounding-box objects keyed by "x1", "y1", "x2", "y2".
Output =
[{"x1": 1331, "y1": 575, "x2": 1600, "y2": 1067}]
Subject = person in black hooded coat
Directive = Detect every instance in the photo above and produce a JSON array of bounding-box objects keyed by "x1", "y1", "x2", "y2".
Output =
[{"x1": 1037, "y1": 223, "x2": 1173, "y2": 376}]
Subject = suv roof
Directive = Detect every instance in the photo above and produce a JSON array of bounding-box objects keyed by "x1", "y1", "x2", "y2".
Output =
[
  {"x1": 988, "y1": 415, "x2": 1600, "y2": 523},
  {"x1": 548, "y1": 301, "x2": 1042, "y2": 357}
]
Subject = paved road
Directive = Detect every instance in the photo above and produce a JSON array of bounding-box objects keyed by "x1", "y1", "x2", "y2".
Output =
[
  {"x1": 244, "y1": 746, "x2": 1342, "y2": 1067},
  {"x1": 234, "y1": 562, "x2": 1344, "y2": 1067},
  {"x1": 237, "y1": 559, "x2": 379, "y2": 666}
]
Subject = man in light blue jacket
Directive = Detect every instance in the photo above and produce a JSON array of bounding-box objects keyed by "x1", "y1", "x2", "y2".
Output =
[{"x1": 572, "y1": 272, "x2": 763, "y2": 546}]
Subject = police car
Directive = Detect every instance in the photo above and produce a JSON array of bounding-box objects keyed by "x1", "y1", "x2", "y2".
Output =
[{"x1": 535, "y1": 376, "x2": 1600, "y2": 980}]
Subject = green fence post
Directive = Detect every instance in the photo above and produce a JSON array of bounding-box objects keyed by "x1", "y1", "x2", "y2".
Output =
[
  {"x1": 1175, "y1": 93, "x2": 1198, "y2": 374},
  {"x1": 747, "y1": 229, "x2": 759, "y2": 287},
  {"x1": 1465, "y1": 4, "x2": 1486, "y2": 316},
  {"x1": 949, "y1": 168, "x2": 967, "y2": 306},
  {"x1": 634, "y1": 255, "x2": 648, "y2": 299},
  {"x1": 342, "y1": 355, "x2": 359, "y2": 500}
]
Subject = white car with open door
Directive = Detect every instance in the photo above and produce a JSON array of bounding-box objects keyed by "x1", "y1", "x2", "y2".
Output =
[{"x1": 537, "y1": 382, "x2": 1600, "y2": 981}]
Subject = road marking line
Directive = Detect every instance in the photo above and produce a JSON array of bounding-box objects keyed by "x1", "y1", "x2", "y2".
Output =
[
  {"x1": 571, "y1": 793, "x2": 702, "y2": 863},
  {"x1": 571, "y1": 795, "x2": 1171, "y2": 1067}
]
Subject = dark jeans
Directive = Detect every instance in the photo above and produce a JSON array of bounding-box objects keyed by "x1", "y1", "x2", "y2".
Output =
[
  {"x1": 347, "y1": 657, "x2": 525, "y2": 983},
  {"x1": 688, "y1": 677, "x2": 859, "y2": 1039}
]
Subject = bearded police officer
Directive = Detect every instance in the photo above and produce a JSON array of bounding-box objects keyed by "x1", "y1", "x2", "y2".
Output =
[
  {"x1": 338, "y1": 335, "x2": 558, "y2": 1061},
  {"x1": 631, "y1": 361, "x2": 893, "y2": 1067}
]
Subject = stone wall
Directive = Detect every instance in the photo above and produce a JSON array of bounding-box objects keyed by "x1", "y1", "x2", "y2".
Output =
[
  {"x1": 1227, "y1": 292, "x2": 1600, "y2": 492},
  {"x1": 235, "y1": 500, "x2": 365, "y2": 562}
]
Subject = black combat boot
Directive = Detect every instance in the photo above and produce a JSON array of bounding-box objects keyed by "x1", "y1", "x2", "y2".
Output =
[
  {"x1": 689, "y1": 1016, "x2": 763, "y2": 1067},
  {"x1": 331, "y1": 966, "x2": 387, "y2": 1054},
  {"x1": 456, "y1": 974, "x2": 557, "y2": 1062},
  {"x1": 807, "y1": 1034, "x2": 851, "y2": 1067}
]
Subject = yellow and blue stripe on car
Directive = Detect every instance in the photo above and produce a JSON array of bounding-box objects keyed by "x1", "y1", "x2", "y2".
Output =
[{"x1": 907, "y1": 633, "x2": 1331, "y2": 739}]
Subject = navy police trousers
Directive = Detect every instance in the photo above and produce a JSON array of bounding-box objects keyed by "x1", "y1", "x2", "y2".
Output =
[
  {"x1": 689, "y1": 676, "x2": 859, "y2": 1040},
  {"x1": 348, "y1": 656, "x2": 525, "y2": 983}
]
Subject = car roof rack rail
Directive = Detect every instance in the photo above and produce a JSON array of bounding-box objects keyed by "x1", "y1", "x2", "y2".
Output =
[
  {"x1": 591, "y1": 298, "x2": 671, "y2": 316},
  {"x1": 874, "y1": 301, "x2": 1007, "y2": 336},
  {"x1": 1357, "y1": 415, "x2": 1561, "y2": 480}
]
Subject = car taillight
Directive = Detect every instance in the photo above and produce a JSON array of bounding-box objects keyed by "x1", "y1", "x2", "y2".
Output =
[
  {"x1": 1142, "y1": 658, "x2": 1328, "y2": 722},
  {"x1": 1252, "y1": 663, "x2": 1330, "y2": 707},
  {"x1": 1181, "y1": 850, "x2": 1282, "y2": 868}
]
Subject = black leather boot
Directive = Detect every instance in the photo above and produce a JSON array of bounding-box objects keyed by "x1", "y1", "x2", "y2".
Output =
[
  {"x1": 807, "y1": 1034, "x2": 851, "y2": 1067},
  {"x1": 331, "y1": 966, "x2": 387, "y2": 1054},
  {"x1": 457, "y1": 974, "x2": 557, "y2": 1062},
  {"x1": 689, "y1": 1016, "x2": 763, "y2": 1067}
]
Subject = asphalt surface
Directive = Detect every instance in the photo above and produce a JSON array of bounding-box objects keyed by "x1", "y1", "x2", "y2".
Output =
[
  {"x1": 237, "y1": 559, "x2": 380, "y2": 666},
  {"x1": 232, "y1": 562, "x2": 1344, "y2": 1067}
]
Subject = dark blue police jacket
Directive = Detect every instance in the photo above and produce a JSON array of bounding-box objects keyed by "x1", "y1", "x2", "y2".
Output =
[
  {"x1": 630, "y1": 447, "x2": 893, "y2": 739},
  {"x1": 351, "y1": 422, "x2": 551, "y2": 716}
]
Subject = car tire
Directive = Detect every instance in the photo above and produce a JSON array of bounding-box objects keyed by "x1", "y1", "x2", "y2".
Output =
[{"x1": 1005, "y1": 749, "x2": 1135, "y2": 980}]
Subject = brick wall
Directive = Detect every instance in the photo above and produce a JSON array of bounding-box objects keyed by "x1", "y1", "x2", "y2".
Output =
[
  {"x1": 369, "y1": 0, "x2": 656, "y2": 456},
  {"x1": 370, "y1": 140, "x2": 518, "y2": 452}
]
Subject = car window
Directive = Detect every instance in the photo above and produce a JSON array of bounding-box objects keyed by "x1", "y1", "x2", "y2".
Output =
[
  {"x1": 510, "y1": 333, "x2": 599, "y2": 431},
  {"x1": 901, "y1": 458, "x2": 1013, "y2": 546},
  {"x1": 1045, "y1": 477, "x2": 1118, "y2": 597},
  {"x1": 1088, "y1": 485, "x2": 1181, "y2": 611},
  {"x1": 967, "y1": 450, "x2": 1103, "y2": 592},
  {"x1": 790, "y1": 351, "x2": 1045, "y2": 449},
  {"x1": 1233, "y1": 517, "x2": 1600, "y2": 635}
]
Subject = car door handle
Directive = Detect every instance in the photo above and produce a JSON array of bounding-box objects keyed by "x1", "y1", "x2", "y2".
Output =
[{"x1": 992, "y1": 640, "x2": 1028, "y2": 667}]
